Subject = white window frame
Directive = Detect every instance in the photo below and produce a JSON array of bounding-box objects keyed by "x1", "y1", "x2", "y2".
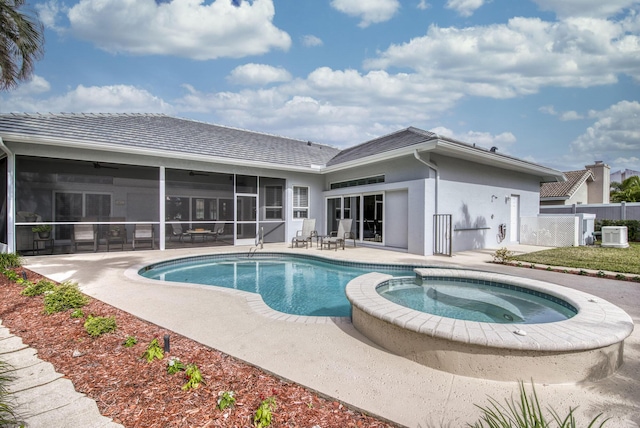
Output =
[{"x1": 293, "y1": 186, "x2": 309, "y2": 219}]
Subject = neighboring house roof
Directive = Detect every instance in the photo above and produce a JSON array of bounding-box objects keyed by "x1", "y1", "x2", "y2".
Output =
[
  {"x1": 0, "y1": 113, "x2": 340, "y2": 171},
  {"x1": 0, "y1": 113, "x2": 565, "y2": 182},
  {"x1": 540, "y1": 169, "x2": 594, "y2": 200}
]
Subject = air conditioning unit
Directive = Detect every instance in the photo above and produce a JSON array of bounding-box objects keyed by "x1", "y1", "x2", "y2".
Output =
[{"x1": 601, "y1": 226, "x2": 629, "y2": 248}]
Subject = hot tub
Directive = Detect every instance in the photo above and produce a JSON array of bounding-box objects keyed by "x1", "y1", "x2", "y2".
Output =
[{"x1": 346, "y1": 269, "x2": 634, "y2": 383}]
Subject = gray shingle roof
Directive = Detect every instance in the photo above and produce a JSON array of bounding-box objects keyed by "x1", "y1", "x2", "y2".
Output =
[
  {"x1": 540, "y1": 170, "x2": 593, "y2": 198},
  {"x1": 327, "y1": 127, "x2": 437, "y2": 166},
  {"x1": 0, "y1": 113, "x2": 340, "y2": 169}
]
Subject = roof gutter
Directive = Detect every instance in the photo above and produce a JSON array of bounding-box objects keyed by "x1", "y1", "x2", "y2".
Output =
[
  {"x1": 0, "y1": 137, "x2": 15, "y2": 253},
  {"x1": 0, "y1": 133, "x2": 326, "y2": 174}
]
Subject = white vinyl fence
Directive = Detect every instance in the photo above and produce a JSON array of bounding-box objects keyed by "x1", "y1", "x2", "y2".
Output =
[{"x1": 520, "y1": 216, "x2": 580, "y2": 247}]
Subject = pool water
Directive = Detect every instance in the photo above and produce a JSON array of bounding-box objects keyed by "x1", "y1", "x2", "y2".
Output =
[
  {"x1": 141, "y1": 255, "x2": 416, "y2": 317},
  {"x1": 377, "y1": 278, "x2": 577, "y2": 324}
]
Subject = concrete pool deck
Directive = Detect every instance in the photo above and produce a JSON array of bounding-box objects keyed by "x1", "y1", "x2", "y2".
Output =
[{"x1": 24, "y1": 244, "x2": 640, "y2": 427}]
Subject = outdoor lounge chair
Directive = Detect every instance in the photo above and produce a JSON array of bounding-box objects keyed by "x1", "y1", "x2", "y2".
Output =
[
  {"x1": 291, "y1": 218, "x2": 317, "y2": 248},
  {"x1": 209, "y1": 223, "x2": 226, "y2": 241},
  {"x1": 322, "y1": 219, "x2": 355, "y2": 251},
  {"x1": 169, "y1": 223, "x2": 190, "y2": 242},
  {"x1": 132, "y1": 224, "x2": 155, "y2": 250},
  {"x1": 72, "y1": 223, "x2": 98, "y2": 252}
]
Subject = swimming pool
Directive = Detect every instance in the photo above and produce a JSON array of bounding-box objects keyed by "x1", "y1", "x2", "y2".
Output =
[
  {"x1": 140, "y1": 253, "x2": 418, "y2": 317},
  {"x1": 377, "y1": 277, "x2": 577, "y2": 324}
]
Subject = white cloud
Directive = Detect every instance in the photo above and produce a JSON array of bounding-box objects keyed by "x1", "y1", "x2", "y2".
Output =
[
  {"x1": 0, "y1": 85, "x2": 172, "y2": 114},
  {"x1": 539, "y1": 105, "x2": 557, "y2": 115},
  {"x1": 65, "y1": 0, "x2": 291, "y2": 60},
  {"x1": 35, "y1": 0, "x2": 65, "y2": 31},
  {"x1": 559, "y1": 110, "x2": 584, "y2": 121},
  {"x1": 539, "y1": 106, "x2": 584, "y2": 120},
  {"x1": 227, "y1": 64, "x2": 292, "y2": 86},
  {"x1": 532, "y1": 0, "x2": 640, "y2": 19},
  {"x1": 430, "y1": 126, "x2": 517, "y2": 152},
  {"x1": 570, "y1": 100, "x2": 640, "y2": 163},
  {"x1": 9, "y1": 76, "x2": 51, "y2": 96},
  {"x1": 417, "y1": 1, "x2": 430, "y2": 11},
  {"x1": 330, "y1": 0, "x2": 400, "y2": 28},
  {"x1": 175, "y1": 66, "x2": 466, "y2": 146},
  {"x1": 301, "y1": 35, "x2": 323, "y2": 47},
  {"x1": 364, "y1": 14, "x2": 640, "y2": 98},
  {"x1": 445, "y1": 0, "x2": 486, "y2": 17}
]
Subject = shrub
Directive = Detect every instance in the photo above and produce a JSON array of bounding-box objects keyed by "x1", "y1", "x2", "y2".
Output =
[
  {"x1": 0, "y1": 253, "x2": 21, "y2": 270},
  {"x1": 21, "y1": 279, "x2": 56, "y2": 296},
  {"x1": 84, "y1": 315, "x2": 117, "y2": 337},
  {"x1": 43, "y1": 282, "x2": 89, "y2": 314},
  {"x1": 1, "y1": 269, "x2": 20, "y2": 282},
  {"x1": 167, "y1": 357, "x2": 185, "y2": 375},
  {"x1": 182, "y1": 364, "x2": 203, "y2": 391},
  {"x1": 70, "y1": 309, "x2": 85, "y2": 318},
  {"x1": 596, "y1": 219, "x2": 639, "y2": 241},
  {"x1": 615, "y1": 274, "x2": 626, "y2": 280},
  {"x1": 492, "y1": 248, "x2": 515, "y2": 264},
  {"x1": 254, "y1": 396, "x2": 277, "y2": 428},
  {"x1": 217, "y1": 391, "x2": 236, "y2": 411},
  {"x1": 142, "y1": 338, "x2": 164, "y2": 362},
  {"x1": 122, "y1": 336, "x2": 137, "y2": 348}
]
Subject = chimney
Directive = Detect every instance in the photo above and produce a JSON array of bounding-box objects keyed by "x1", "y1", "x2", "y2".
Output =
[{"x1": 585, "y1": 161, "x2": 610, "y2": 204}]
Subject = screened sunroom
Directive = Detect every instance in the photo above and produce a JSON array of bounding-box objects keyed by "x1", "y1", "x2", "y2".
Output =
[{"x1": 13, "y1": 156, "x2": 286, "y2": 254}]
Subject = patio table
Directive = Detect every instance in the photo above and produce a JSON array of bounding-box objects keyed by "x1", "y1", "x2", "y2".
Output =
[{"x1": 186, "y1": 229, "x2": 213, "y2": 242}]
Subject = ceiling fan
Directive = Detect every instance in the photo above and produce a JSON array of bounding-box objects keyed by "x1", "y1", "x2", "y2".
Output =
[{"x1": 93, "y1": 162, "x2": 119, "y2": 170}]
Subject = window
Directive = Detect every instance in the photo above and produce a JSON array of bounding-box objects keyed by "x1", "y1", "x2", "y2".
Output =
[
  {"x1": 293, "y1": 186, "x2": 309, "y2": 219},
  {"x1": 330, "y1": 175, "x2": 384, "y2": 190},
  {"x1": 264, "y1": 185, "x2": 283, "y2": 219}
]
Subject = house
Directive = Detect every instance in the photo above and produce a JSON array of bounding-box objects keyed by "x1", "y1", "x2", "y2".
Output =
[
  {"x1": 540, "y1": 161, "x2": 610, "y2": 206},
  {"x1": 611, "y1": 168, "x2": 640, "y2": 184},
  {"x1": 0, "y1": 113, "x2": 564, "y2": 256}
]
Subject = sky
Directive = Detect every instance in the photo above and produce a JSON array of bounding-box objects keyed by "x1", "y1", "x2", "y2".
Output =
[{"x1": 1, "y1": 0, "x2": 639, "y2": 174}]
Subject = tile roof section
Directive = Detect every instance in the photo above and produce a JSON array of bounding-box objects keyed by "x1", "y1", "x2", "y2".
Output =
[
  {"x1": 0, "y1": 113, "x2": 340, "y2": 169},
  {"x1": 540, "y1": 169, "x2": 593, "y2": 198},
  {"x1": 327, "y1": 127, "x2": 437, "y2": 166}
]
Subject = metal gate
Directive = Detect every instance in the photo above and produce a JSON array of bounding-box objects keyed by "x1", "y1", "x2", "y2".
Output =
[{"x1": 433, "y1": 214, "x2": 452, "y2": 256}]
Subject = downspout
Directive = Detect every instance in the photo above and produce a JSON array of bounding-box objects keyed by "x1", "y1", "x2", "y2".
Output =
[
  {"x1": 0, "y1": 137, "x2": 15, "y2": 253},
  {"x1": 414, "y1": 150, "x2": 439, "y2": 214}
]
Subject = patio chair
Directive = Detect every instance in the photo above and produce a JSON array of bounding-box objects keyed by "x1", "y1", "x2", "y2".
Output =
[
  {"x1": 322, "y1": 219, "x2": 355, "y2": 251},
  {"x1": 132, "y1": 224, "x2": 155, "y2": 250},
  {"x1": 209, "y1": 223, "x2": 226, "y2": 241},
  {"x1": 291, "y1": 218, "x2": 316, "y2": 248},
  {"x1": 169, "y1": 223, "x2": 190, "y2": 242},
  {"x1": 72, "y1": 223, "x2": 98, "y2": 252}
]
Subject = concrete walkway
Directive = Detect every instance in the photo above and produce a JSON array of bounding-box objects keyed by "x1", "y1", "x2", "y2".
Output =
[
  {"x1": 0, "y1": 321, "x2": 123, "y2": 427},
  {"x1": 19, "y1": 244, "x2": 640, "y2": 428}
]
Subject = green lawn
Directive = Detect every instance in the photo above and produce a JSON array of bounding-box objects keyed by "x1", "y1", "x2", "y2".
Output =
[{"x1": 511, "y1": 242, "x2": 640, "y2": 275}]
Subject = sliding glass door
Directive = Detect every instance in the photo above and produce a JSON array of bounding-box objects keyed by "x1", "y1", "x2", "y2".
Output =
[{"x1": 326, "y1": 193, "x2": 383, "y2": 243}]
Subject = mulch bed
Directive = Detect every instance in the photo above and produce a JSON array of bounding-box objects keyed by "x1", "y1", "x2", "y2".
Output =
[{"x1": 0, "y1": 269, "x2": 396, "y2": 428}]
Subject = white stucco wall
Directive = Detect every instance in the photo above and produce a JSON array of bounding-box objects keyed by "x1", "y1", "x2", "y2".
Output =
[
  {"x1": 566, "y1": 183, "x2": 589, "y2": 205},
  {"x1": 432, "y1": 155, "x2": 541, "y2": 252}
]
